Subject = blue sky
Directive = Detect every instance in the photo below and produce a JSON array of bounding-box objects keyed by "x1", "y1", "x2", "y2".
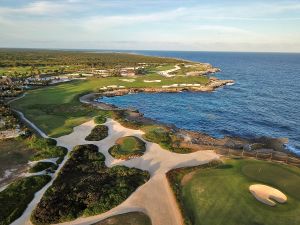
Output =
[{"x1": 0, "y1": 0, "x2": 300, "y2": 52}]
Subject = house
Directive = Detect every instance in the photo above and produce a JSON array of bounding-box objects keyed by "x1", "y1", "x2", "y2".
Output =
[
  {"x1": 120, "y1": 67, "x2": 136, "y2": 77},
  {"x1": 92, "y1": 69, "x2": 109, "y2": 77}
]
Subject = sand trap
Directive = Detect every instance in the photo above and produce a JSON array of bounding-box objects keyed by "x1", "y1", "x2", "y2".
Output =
[
  {"x1": 143, "y1": 79, "x2": 161, "y2": 83},
  {"x1": 119, "y1": 79, "x2": 135, "y2": 82},
  {"x1": 249, "y1": 184, "x2": 287, "y2": 206}
]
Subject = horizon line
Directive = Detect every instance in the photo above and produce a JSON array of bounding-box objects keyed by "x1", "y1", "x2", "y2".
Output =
[{"x1": 0, "y1": 47, "x2": 300, "y2": 54}]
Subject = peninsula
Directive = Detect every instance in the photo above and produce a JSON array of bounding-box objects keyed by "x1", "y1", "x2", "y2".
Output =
[{"x1": 0, "y1": 50, "x2": 299, "y2": 225}]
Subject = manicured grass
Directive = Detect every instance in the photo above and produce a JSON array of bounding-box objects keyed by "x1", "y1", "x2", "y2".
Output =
[
  {"x1": 0, "y1": 175, "x2": 51, "y2": 225},
  {"x1": 0, "y1": 137, "x2": 35, "y2": 178},
  {"x1": 168, "y1": 159, "x2": 300, "y2": 225},
  {"x1": 11, "y1": 74, "x2": 209, "y2": 138},
  {"x1": 92, "y1": 212, "x2": 152, "y2": 225},
  {"x1": 109, "y1": 136, "x2": 146, "y2": 159},
  {"x1": 85, "y1": 125, "x2": 108, "y2": 141},
  {"x1": 29, "y1": 162, "x2": 57, "y2": 173},
  {"x1": 31, "y1": 144, "x2": 150, "y2": 225}
]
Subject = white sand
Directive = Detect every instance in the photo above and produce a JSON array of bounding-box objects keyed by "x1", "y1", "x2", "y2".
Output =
[
  {"x1": 144, "y1": 80, "x2": 161, "y2": 83},
  {"x1": 12, "y1": 118, "x2": 219, "y2": 225},
  {"x1": 158, "y1": 65, "x2": 180, "y2": 77},
  {"x1": 249, "y1": 184, "x2": 287, "y2": 206},
  {"x1": 119, "y1": 79, "x2": 135, "y2": 82}
]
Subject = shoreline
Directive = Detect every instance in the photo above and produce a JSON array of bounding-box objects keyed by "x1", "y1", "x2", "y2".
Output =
[{"x1": 80, "y1": 87, "x2": 300, "y2": 160}]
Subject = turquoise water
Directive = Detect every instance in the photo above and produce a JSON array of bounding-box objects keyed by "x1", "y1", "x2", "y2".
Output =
[{"x1": 101, "y1": 51, "x2": 300, "y2": 154}]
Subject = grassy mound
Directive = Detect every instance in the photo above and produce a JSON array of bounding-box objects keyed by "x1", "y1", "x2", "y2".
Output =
[
  {"x1": 109, "y1": 136, "x2": 146, "y2": 159},
  {"x1": 142, "y1": 125, "x2": 190, "y2": 153},
  {"x1": 92, "y1": 212, "x2": 152, "y2": 225},
  {"x1": 31, "y1": 144, "x2": 150, "y2": 225},
  {"x1": 94, "y1": 115, "x2": 107, "y2": 124},
  {"x1": 167, "y1": 159, "x2": 300, "y2": 225},
  {"x1": 0, "y1": 175, "x2": 51, "y2": 225},
  {"x1": 29, "y1": 162, "x2": 58, "y2": 173},
  {"x1": 85, "y1": 125, "x2": 108, "y2": 141}
]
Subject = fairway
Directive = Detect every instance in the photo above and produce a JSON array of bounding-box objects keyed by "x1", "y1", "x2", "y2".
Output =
[
  {"x1": 11, "y1": 75, "x2": 209, "y2": 137},
  {"x1": 172, "y1": 159, "x2": 300, "y2": 225}
]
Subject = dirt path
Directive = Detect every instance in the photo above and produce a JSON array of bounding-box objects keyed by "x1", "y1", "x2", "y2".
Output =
[{"x1": 12, "y1": 118, "x2": 219, "y2": 225}]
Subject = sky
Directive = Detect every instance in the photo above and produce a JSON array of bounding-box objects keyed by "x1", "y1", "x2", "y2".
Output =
[{"x1": 0, "y1": 0, "x2": 300, "y2": 52}]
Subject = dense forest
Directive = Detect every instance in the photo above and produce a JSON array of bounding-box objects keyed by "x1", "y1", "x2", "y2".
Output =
[
  {"x1": 31, "y1": 144, "x2": 150, "y2": 225},
  {"x1": 0, "y1": 49, "x2": 184, "y2": 68}
]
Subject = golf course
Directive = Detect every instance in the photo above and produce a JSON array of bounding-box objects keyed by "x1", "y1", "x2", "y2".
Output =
[
  {"x1": 11, "y1": 75, "x2": 209, "y2": 138},
  {"x1": 168, "y1": 159, "x2": 300, "y2": 225}
]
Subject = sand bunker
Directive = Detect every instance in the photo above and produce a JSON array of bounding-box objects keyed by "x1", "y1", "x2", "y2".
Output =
[{"x1": 249, "y1": 184, "x2": 287, "y2": 206}]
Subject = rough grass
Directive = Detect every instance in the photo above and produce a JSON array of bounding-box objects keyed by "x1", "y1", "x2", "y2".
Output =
[
  {"x1": 92, "y1": 212, "x2": 152, "y2": 225},
  {"x1": 85, "y1": 125, "x2": 108, "y2": 141},
  {"x1": 0, "y1": 175, "x2": 51, "y2": 225},
  {"x1": 109, "y1": 136, "x2": 146, "y2": 159},
  {"x1": 0, "y1": 137, "x2": 35, "y2": 178},
  {"x1": 169, "y1": 159, "x2": 300, "y2": 225},
  {"x1": 142, "y1": 125, "x2": 191, "y2": 153},
  {"x1": 11, "y1": 74, "x2": 209, "y2": 137},
  {"x1": 25, "y1": 136, "x2": 67, "y2": 161}
]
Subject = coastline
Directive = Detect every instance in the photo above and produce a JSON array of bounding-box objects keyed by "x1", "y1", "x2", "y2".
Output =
[{"x1": 79, "y1": 85, "x2": 300, "y2": 162}]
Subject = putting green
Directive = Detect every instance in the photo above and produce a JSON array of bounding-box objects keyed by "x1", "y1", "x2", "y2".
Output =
[
  {"x1": 109, "y1": 136, "x2": 146, "y2": 159},
  {"x1": 174, "y1": 159, "x2": 300, "y2": 225}
]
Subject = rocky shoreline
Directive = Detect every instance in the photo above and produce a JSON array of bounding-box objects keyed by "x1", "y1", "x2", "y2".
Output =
[{"x1": 79, "y1": 80, "x2": 300, "y2": 162}]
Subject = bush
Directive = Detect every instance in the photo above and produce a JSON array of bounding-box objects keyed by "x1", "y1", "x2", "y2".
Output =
[
  {"x1": 31, "y1": 144, "x2": 150, "y2": 225},
  {"x1": 29, "y1": 162, "x2": 57, "y2": 173},
  {"x1": 94, "y1": 115, "x2": 106, "y2": 124},
  {"x1": 85, "y1": 125, "x2": 108, "y2": 141},
  {"x1": 0, "y1": 175, "x2": 51, "y2": 225},
  {"x1": 26, "y1": 136, "x2": 67, "y2": 161}
]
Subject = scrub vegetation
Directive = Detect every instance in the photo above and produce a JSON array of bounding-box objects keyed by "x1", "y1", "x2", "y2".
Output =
[
  {"x1": 25, "y1": 136, "x2": 67, "y2": 162},
  {"x1": 0, "y1": 175, "x2": 51, "y2": 225},
  {"x1": 31, "y1": 144, "x2": 150, "y2": 225},
  {"x1": 29, "y1": 161, "x2": 57, "y2": 173},
  {"x1": 85, "y1": 125, "x2": 109, "y2": 141}
]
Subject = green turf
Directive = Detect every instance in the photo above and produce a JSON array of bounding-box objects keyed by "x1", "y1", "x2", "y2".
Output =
[
  {"x1": 11, "y1": 75, "x2": 209, "y2": 137},
  {"x1": 92, "y1": 212, "x2": 152, "y2": 225},
  {"x1": 109, "y1": 136, "x2": 146, "y2": 159},
  {"x1": 177, "y1": 159, "x2": 300, "y2": 225}
]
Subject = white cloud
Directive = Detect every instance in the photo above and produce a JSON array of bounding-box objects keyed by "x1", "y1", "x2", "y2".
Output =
[{"x1": 82, "y1": 7, "x2": 187, "y2": 30}]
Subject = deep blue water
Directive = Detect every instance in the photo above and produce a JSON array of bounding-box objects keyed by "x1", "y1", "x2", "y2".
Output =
[{"x1": 101, "y1": 51, "x2": 300, "y2": 154}]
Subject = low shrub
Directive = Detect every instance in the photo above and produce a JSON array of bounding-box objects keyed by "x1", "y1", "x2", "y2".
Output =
[
  {"x1": 0, "y1": 175, "x2": 51, "y2": 225},
  {"x1": 26, "y1": 136, "x2": 67, "y2": 161},
  {"x1": 29, "y1": 162, "x2": 58, "y2": 173},
  {"x1": 31, "y1": 144, "x2": 150, "y2": 225},
  {"x1": 85, "y1": 125, "x2": 108, "y2": 141}
]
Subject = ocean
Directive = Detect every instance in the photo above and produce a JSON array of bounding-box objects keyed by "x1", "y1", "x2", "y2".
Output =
[{"x1": 100, "y1": 51, "x2": 300, "y2": 155}]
